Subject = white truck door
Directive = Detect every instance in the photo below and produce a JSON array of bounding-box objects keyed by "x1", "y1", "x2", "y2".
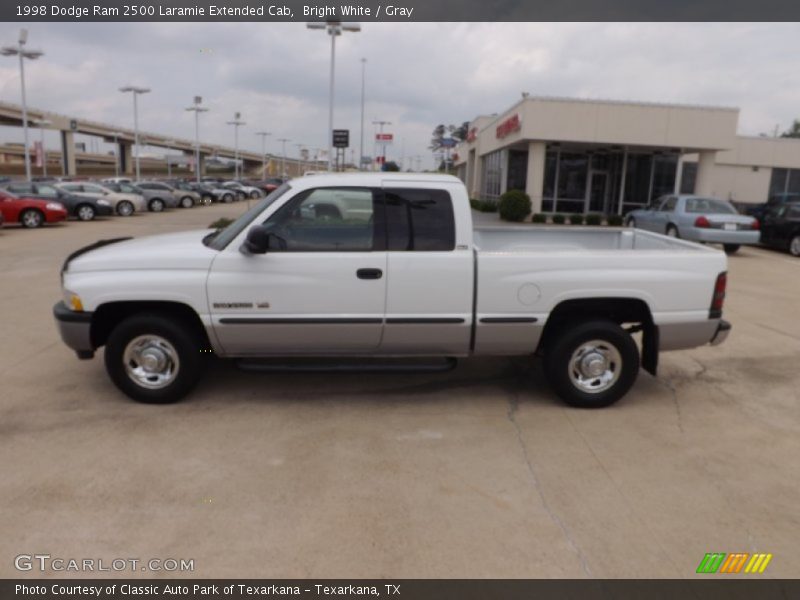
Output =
[
  {"x1": 378, "y1": 184, "x2": 474, "y2": 355},
  {"x1": 207, "y1": 186, "x2": 387, "y2": 355}
]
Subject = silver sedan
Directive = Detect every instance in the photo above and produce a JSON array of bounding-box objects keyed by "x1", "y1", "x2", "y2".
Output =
[{"x1": 626, "y1": 194, "x2": 760, "y2": 254}]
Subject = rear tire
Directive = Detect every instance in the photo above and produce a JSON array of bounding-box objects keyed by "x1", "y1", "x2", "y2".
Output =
[
  {"x1": 666, "y1": 225, "x2": 679, "y2": 238},
  {"x1": 723, "y1": 244, "x2": 740, "y2": 255},
  {"x1": 223, "y1": 193, "x2": 234, "y2": 204},
  {"x1": 626, "y1": 217, "x2": 636, "y2": 228},
  {"x1": 790, "y1": 235, "x2": 800, "y2": 257},
  {"x1": 180, "y1": 196, "x2": 194, "y2": 208},
  {"x1": 104, "y1": 313, "x2": 205, "y2": 404},
  {"x1": 543, "y1": 320, "x2": 640, "y2": 408},
  {"x1": 20, "y1": 209, "x2": 44, "y2": 228},
  {"x1": 250, "y1": 190, "x2": 260, "y2": 199},
  {"x1": 117, "y1": 200, "x2": 134, "y2": 216},
  {"x1": 76, "y1": 204, "x2": 96, "y2": 221},
  {"x1": 149, "y1": 198, "x2": 165, "y2": 212}
]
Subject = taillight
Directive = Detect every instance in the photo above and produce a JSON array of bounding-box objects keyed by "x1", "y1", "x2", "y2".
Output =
[
  {"x1": 695, "y1": 216, "x2": 711, "y2": 228},
  {"x1": 710, "y1": 272, "x2": 727, "y2": 319},
  {"x1": 751, "y1": 219, "x2": 760, "y2": 230}
]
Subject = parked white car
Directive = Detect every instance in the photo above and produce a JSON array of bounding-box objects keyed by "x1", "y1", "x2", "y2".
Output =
[
  {"x1": 54, "y1": 182, "x2": 146, "y2": 216},
  {"x1": 54, "y1": 174, "x2": 731, "y2": 407}
]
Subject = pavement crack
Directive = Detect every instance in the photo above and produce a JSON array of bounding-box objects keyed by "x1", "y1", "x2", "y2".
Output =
[
  {"x1": 754, "y1": 322, "x2": 800, "y2": 342},
  {"x1": 658, "y1": 376, "x2": 684, "y2": 434},
  {"x1": 506, "y1": 393, "x2": 593, "y2": 577}
]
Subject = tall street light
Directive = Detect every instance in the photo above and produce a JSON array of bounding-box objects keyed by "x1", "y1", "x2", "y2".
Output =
[
  {"x1": 277, "y1": 138, "x2": 290, "y2": 177},
  {"x1": 119, "y1": 85, "x2": 150, "y2": 182},
  {"x1": 359, "y1": 58, "x2": 366, "y2": 171},
  {"x1": 227, "y1": 112, "x2": 245, "y2": 180},
  {"x1": 2, "y1": 29, "x2": 44, "y2": 182},
  {"x1": 33, "y1": 118, "x2": 51, "y2": 178},
  {"x1": 255, "y1": 131, "x2": 271, "y2": 178},
  {"x1": 295, "y1": 143, "x2": 306, "y2": 174},
  {"x1": 306, "y1": 20, "x2": 361, "y2": 172},
  {"x1": 110, "y1": 131, "x2": 122, "y2": 177},
  {"x1": 164, "y1": 139, "x2": 176, "y2": 177},
  {"x1": 186, "y1": 96, "x2": 208, "y2": 184}
]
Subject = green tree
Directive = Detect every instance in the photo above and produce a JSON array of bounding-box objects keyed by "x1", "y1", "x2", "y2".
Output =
[{"x1": 781, "y1": 119, "x2": 800, "y2": 138}]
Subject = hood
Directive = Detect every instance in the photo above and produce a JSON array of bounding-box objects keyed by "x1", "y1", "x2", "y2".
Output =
[{"x1": 66, "y1": 229, "x2": 218, "y2": 274}]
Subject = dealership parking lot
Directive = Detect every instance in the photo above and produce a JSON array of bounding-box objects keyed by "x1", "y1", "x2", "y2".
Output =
[{"x1": 1, "y1": 206, "x2": 799, "y2": 578}]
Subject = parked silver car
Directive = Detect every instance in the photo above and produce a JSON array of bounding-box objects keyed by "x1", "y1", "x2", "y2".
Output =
[
  {"x1": 626, "y1": 195, "x2": 760, "y2": 254},
  {"x1": 54, "y1": 182, "x2": 146, "y2": 216},
  {"x1": 104, "y1": 181, "x2": 178, "y2": 212},
  {"x1": 137, "y1": 181, "x2": 200, "y2": 209}
]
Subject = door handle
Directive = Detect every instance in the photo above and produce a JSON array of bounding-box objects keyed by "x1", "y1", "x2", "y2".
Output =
[{"x1": 357, "y1": 268, "x2": 383, "y2": 280}]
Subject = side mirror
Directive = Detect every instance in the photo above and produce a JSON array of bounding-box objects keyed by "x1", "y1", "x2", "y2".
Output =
[{"x1": 240, "y1": 225, "x2": 285, "y2": 255}]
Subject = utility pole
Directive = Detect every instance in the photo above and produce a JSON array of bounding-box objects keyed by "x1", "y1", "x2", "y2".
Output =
[
  {"x1": 185, "y1": 96, "x2": 208, "y2": 183},
  {"x1": 277, "y1": 138, "x2": 290, "y2": 177},
  {"x1": 359, "y1": 57, "x2": 366, "y2": 170},
  {"x1": 255, "y1": 131, "x2": 271, "y2": 178},
  {"x1": 119, "y1": 85, "x2": 151, "y2": 182},
  {"x1": 227, "y1": 112, "x2": 245, "y2": 179}
]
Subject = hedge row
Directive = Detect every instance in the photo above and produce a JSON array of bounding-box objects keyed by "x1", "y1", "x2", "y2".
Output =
[{"x1": 471, "y1": 191, "x2": 625, "y2": 226}]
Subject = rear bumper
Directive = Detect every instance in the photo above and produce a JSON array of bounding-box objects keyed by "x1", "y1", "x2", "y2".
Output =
[
  {"x1": 689, "y1": 229, "x2": 760, "y2": 245},
  {"x1": 710, "y1": 319, "x2": 732, "y2": 346},
  {"x1": 53, "y1": 301, "x2": 95, "y2": 359}
]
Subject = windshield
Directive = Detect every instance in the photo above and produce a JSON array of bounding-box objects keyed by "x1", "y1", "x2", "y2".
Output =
[
  {"x1": 684, "y1": 198, "x2": 736, "y2": 214},
  {"x1": 205, "y1": 183, "x2": 291, "y2": 250}
]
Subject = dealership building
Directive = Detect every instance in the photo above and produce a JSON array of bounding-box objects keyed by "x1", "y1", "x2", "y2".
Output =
[{"x1": 454, "y1": 95, "x2": 800, "y2": 214}]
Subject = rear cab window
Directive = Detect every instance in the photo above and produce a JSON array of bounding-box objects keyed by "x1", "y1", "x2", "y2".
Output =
[{"x1": 383, "y1": 188, "x2": 456, "y2": 251}]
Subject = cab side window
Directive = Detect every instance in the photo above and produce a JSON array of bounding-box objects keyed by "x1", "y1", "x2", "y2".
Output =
[
  {"x1": 265, "y1": 187, "x2": 375, "y2": 251},
  {"x1": 384, "y1": 189, "x2": 456, "y2": 251}
]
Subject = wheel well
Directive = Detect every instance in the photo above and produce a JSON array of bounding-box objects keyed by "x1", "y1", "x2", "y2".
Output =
[
  {"x1": 90, "y1": 301, "x2": 210, "y2": 349},
  {"x1": 538, "y1": 297, "x2": 657, "y2": 373}
]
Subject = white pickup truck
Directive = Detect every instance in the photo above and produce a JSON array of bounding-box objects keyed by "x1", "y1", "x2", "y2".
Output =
[{"x1": 54, "y1": 173, "x2": 731, "y2": 408}]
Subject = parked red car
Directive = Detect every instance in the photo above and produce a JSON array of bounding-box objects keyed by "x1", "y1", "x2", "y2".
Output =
[{"x1": 0, "y1": 189, "x2": 68, "y2": 228}]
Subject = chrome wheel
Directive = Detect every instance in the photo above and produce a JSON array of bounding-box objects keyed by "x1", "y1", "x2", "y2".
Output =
[
  {"x1": 117, "y1": 201, "x2": 134, "y2": 216},
  {"x1": 790, "y1": 236, "x2": 800, "y2": 257},
  {"x1": 122, "y1": 335, "x2": 181, "y2": 390},
  {"x1": 150, "y1": 199, "x2": 165, "y2": 212},
  {"x1": 568, "y1": 340, "x2": 622, "y2": 394},
  {"x1": 21, "y1": 210, "x2": 43, "y2": 228},
  {"x1": 77, "y1": 205, "x2": 95, "y2": 221},
  {"x1": 181, "y1": 196, "x2": 194, "y2": 208}
]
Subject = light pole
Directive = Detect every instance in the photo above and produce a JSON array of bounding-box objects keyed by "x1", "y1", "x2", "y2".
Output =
[
  {"x1": 360, "y1": 58, "x2": 366, "y2": 171},
  {"x1": 119, "y1": 85, "x2": 150, "y2": 182},
  {"x1": 2, "y1": 29, "x2": 43, "y2": 182},
  {"x1": 227, "y1": 112, "x2": 245, "y2": 180},
  {"x1": 255, "y1": 131, "x2": 271, "y2": 178},
  {"x1": 277, "y1": 138, "x2": 289, "y2": 177},
  {"x1": 372, "y1": 120, "x2": 391, "y2": 171},
  {"x1": 33, "y1": 118, "x2": 51, "y2": 178},
  {"x1": 295, "y1": 143, "x2": 305, "y2": 174},
  {"x1": 186, "y1": 96, "x2": 208, "y2": 184},
  {"x1": 306, "y1": 20, "x2": 361, "y2": 172}
]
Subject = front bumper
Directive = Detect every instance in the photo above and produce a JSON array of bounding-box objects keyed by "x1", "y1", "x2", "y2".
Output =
[
  {"x1": 710, "y1": 319, "x2": 732, "y2": 346},
  {"x1": 53, "y1": 301, "x2": 95, "y2": 359}
]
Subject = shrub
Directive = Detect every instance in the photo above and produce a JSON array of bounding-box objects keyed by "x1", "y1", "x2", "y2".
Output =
[
  {"x1": 209, "y1": 217, "x2": 234, "y2": 229},
  {"x1": 531, "y1": 213, "x2": 547, "y2": 224},
  {"x1": 585, "y1": 213, "x2": 603, "y2": 226},
  {"x1": 569, "y1": 213, "x2": 584, "y2": 225},
  {"x1": 469, "y1": 198, "x2": 480, "y2": 210},
  {"x1": 498, "y1": 189, "x2": 532, "y2": 222},
  {"x1": 607, "y1": 214, "x2": 624, "y2": 226},
  {"x1": 551, "y1": 213, "x2": 566, "y2": 224},
  {"x1": 478, "y1": 199, "x2": 498, "y2": 212}
]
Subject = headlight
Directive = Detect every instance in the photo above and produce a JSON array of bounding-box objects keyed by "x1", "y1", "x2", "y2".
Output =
[
  {"x1": 46, "y1": 202, "x2": 65, "y2": 211},
  {"x1": 63, "y1": 290, "x2": 84, "y2": 312},
  {"x1": 97, "y1": 199, "x2": 111, "y2": 206}
]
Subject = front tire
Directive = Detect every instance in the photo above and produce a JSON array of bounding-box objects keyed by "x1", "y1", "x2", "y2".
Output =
[
  {"x1": 104, "y1": 313, "x2": 205, "y2": 404},
  {"x1": 223, "y1": 193, "x2": 234, "y2": 204},
  {"x1": 250, "y1": 190, "x2": 260, "y2": 199},
  {"x1": 76, "y1": 204, "x2": 96, "y2": 221},
  {"x1": 180, "y1": 196, "x2": 195, "y2": 208},
  {"x1": 723, "y1": 244, "x2": 740, "y2": 255},
  {"x1": 149, "y1": 198, "x2": 165, "y2": 212},
  {"x1": 117, "y1": 200, "x2": 134, "y2": 216},
  {"x1": 543, "y1": 320, "x2": 640, "y2": 408},
  {"x1": 20, "y1": 209, "x2": 44, "y2": 228}
]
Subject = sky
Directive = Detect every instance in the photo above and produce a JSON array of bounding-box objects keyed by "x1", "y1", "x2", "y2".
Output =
[{"x1": 1, "y1": 22, "x2": 800, "y2": 170}]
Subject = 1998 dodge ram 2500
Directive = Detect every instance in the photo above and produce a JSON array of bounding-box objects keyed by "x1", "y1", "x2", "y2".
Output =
[{"x1": 54, "y1": 174, "x2": 731, "y2": 408}]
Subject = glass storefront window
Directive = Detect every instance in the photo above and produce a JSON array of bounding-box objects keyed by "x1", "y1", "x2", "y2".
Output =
[
  {"x1": 624, "y1": 154, "x2": 653, "y2": 207},
  {"x1": 481, "y1": 150, "x2": 504, "y2": 200},
  {"x1": 652, "y1": 154, "x2": 678, "y2": 199},
  {"x1": 680, "y1": 162, "x2": 697, "y2": 194},
  {"x1": 557, "y1": 153, "x2": 588, "y2": 202},
  {"x1": 769, "y1": 168, "x2": 788, "y2": 197}
]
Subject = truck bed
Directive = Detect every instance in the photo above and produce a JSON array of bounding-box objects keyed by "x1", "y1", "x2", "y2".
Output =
[
  {"x1": 473, "y1": 226, "x2": 716, "y2": 252},
  {"x1": 471, "y1": 226, "x2": 727, "y2": 355}
]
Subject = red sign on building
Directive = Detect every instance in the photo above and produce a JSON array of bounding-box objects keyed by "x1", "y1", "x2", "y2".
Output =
[
  {"x1": 375, "y1": 133, "x2": 393, "y2": 142},
  {"x1": 466, "y1": 127, "x2": 478, "y2": 143},
  {"x1": 496, "y1": 114, "x2": 522, "y2": 139}
]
